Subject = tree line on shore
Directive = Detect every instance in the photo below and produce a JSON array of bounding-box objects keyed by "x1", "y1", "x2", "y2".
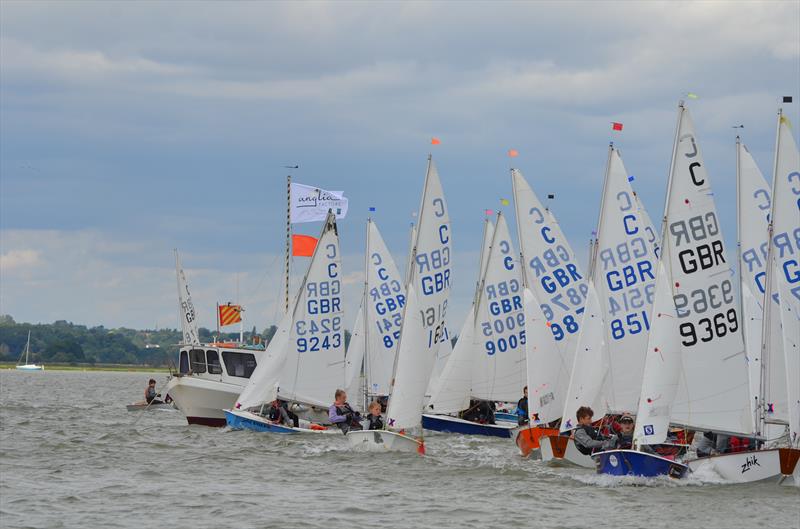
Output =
[{"x1": 0, "y1": 315, "x2": 282, "y2": 366}]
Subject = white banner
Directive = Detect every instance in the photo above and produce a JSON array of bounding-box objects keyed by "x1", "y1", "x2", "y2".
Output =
[{"x1": 290, "y1": 182, "x2": 348, "y2": 223}]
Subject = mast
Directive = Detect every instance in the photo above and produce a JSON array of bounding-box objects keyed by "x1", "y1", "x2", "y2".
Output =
[
  {"x1": 474, "y1": 217, "x2": 491, "y2": 308},
  {"x1": 362, "y1": 218, "x2": 371, "y2": 410},
  {"x1": 757, "y1": 108, "x2": 784, "y2": 438},
  {"x1": 735, "y1": 135, "x2": 756, "y2": 432},
  {"x1": 285, "y1": 174, "x2": 292, "y2": 314},
  {"x1": 510, "y1": 169, "x2": 529, "y2": 290},
  {"x1": 386, "y1": 154, "x2": 432, "y2": 429},
  {"x1": 25, "y1": 330, "x2": 30, "y2": 364}
]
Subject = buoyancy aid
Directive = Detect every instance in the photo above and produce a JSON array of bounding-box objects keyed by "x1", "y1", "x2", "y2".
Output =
[{"x1": 575, "y1": 425, "x2": 600, "y2": 455}]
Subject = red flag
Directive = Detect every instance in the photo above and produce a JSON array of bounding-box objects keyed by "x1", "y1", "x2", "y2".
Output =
[
  {"x1": 611, "y1": 122, "x2": 623, "y2": 131},
  {"x1": 292, "y1": 234, "x2": 318, "y2": 257},
  {"x1": 508, "y1": 149, "x2": 519, "y2": 157},
  {"x1": 431, "y1": 137, "x2": 441, "y2": 145}
]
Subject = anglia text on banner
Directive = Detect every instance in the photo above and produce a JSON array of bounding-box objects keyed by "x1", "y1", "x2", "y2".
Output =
[{"x1": 290, "y1": 183, "x2": 349, "y2": 223}]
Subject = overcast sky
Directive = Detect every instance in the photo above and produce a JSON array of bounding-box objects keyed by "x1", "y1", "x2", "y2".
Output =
[{"x1": 1, "y1": 0, "x2": 798, "y2": 332}]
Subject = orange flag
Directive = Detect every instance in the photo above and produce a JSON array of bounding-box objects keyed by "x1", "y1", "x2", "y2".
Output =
[
  {"x1": 219, "y1": 304, "x2": 243, "y2": 326},
  {"x1": 508, "y1": 149, "x2": 519, "y2": 157},
  {"x1": 292, "y1": 234, "x2": 318, "y2": 257},
  {"x1": 431, "y1": 137, "x2": 441, "y2": 145}
]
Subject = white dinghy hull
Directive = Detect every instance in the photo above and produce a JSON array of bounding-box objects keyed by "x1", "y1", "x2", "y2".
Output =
[
  {"x1": 345, "y1": 429, "x2": 425, "y2": 455},
  {"x1": 539, "y1": 435, "x2": 594, "y2": 468},
  {"x1": 688, "y1": 448, "x2": 800, "y2": 484}
]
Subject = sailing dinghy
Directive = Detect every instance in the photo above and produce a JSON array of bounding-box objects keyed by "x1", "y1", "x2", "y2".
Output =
[
  {"x1": 685, "y1": 110, "x2": 800, "y2": 484},
  {"x1": 225, "y1": 211, "x2": 346, "y2": 434},
  {"x1": 347, "y1": 155, "x2": 452, "y2": 454},
  {"x1": 345, "y1": 218, "x2": 406, "y2": 412},
  {"x1": 510, "y1": 169, "x2": 587, "y2": 456},
  {"x1": 423, "y1": 213, "x2": 522, "y2": 438},
  {"x1": 540, "y1": 144, "x2": 660, "y2": 467},
  {"x1": 16, "y1": 331, "x2": 44, "y2": 371},
  {"x1": 594, "y1": 103, "x2": 752, "y2": 478}
]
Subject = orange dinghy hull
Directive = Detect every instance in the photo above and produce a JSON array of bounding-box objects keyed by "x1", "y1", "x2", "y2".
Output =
[{"x1": 515, "y1": 426, "x2": 560, "y2": 458}]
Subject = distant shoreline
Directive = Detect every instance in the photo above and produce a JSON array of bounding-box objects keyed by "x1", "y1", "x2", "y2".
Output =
[{"x1": 0, "y1": 362, "x2": 170, "y2": 373}]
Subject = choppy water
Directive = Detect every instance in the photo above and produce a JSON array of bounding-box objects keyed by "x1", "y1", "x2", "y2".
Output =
[{"x1": 1, "y1": 370, "x2": 798, "y2": 529}]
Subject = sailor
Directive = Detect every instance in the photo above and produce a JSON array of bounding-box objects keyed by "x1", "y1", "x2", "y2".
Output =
[
  {"x1": 612, "y1": 413, "x2": 635, "y2": 449},
  {"x1": 516, "y1": 386, "x2": 529, "y2": 426},
  {"x1": 267, "y1": 399, "x2": 299, "y2": 428},
  {"x1": 365, "y1": 401, "x2": 384, "y2": 430},
  {"x1": 145, "y1": 379, "x2": 163, "y2": 405},
  {"x1": 573, "y1": 406, "x2": 616, "y2": 455},
  {"x1": 328, "y1": 389, "x2": 363, "y2": 434},
  {"x1": 461, "y1": 399, "x2": 496, "y2": 424},
  {"x1": 695, "y1": 431, "x2": 730, "y2": 457}
]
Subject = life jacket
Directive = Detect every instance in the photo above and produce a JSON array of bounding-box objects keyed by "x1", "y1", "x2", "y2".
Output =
[{"x1": 574, "y1": 425, "x2": 599, "y2": 456}]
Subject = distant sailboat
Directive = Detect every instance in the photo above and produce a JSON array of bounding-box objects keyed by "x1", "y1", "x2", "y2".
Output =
[
  {"x1": 16, "y1": 331, "x2": 44, "y2": 371},
  {"x1": 347, "y1": 155, "x2": 452, "y2": 454}
]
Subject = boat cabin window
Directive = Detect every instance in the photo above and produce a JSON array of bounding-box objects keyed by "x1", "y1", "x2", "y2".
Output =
[
  {"x1": 206, "y1": 350, "x2": 223, "y2": 375},
  {"x1": 222, "y1": 351, "x2": 257, "y2": 378},
  {"x1": 189, "y1": 348, "x2": 207, "y2": 374},
  {"x1": 179, "y1": 350, "x2": 190, "y2": 374}
]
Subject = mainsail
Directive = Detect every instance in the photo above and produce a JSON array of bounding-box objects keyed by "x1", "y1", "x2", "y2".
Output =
[
  {"x1": 427, "y1": 218, "x2": 494, "y2": 414},
  {"x1": 764, "y1": 110, "x2": 800, "y2": 446},
  {"x1": 512, "y1": 169, "x2": 587, "y2": 422},
  {"x1": 235, "y1": 211, "x2": 346, "y2": 411},
  {"x1": 635, "y1": 103, "x2": 752, "y2": 445},
  {"x1": 561, "y1": 146, "x2": 659, "y2": 429},
  {"x1": 470, "y1": 213, "x2": 526, "y2": 402},
  {"x1": 386, "y1": 157, "x2": 452, "y2": 430},
  {"x1": 736, "y1": 138, "x2": 784, "y2": 435},
  {"x1": 175, "y1": 249, "x2": 200, "y2": 345}
]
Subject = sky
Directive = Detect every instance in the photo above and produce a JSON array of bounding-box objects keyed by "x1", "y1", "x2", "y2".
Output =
[{"x1": 1, "y1": 0, "x2": 799, "y2": 333}]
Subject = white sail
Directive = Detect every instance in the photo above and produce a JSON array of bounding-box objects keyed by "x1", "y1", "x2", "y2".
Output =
[
  {"x1": 736, "y1": 139, "x2": 780, "y2": 432},
  {"x1": 471, "y1": 213, "x2": 526, "y2": 401},
  {"x1": 386, "y1": 157, "x2": 452, "y2": 430},
  {"x1": 174, "y1": 249, "x2": 200, "y2": 345},
  {"x1": 561, "y1": 147, "x2": 659, "y2": 428},
  {"x1": 345, "y1": 303, "x2": 366, "y2": 410},
  {"x1": 278, "y1": 212, "x2": 346, "y2": 407},
  {"x1": 427, "y1": 218, "x2": 494, "y2": 413},
  {"x1": 522, "y1": 287, "x2": 565, "y2": 424},
  {"x1": 769, "y1": 112, "x2": 800, "y2": 446},
  {"x1": 427, "y1": 306, "x2": 475, "y2": 414},
  {"x1": 235, "y1": 310, "x2": 292, "y2": 410},
  {"x1": 560, "y1": 282, "x2": 608, "y2": 430},
  {"x1": 364, "y1": 219, "x2": 406, "y2": 397},
  {"x1": 633, "y1": 257, "x2": 682, "y2": 444},
  {"x1": 512, "y1": 169, "x2": 587, "y2": 422},
  {"x1": 636, "y1": 104, "x2": 751, "y2": 444}
]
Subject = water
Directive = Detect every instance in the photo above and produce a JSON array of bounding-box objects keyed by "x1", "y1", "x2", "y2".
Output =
[{"x1": 1, "y1": 370, "x2": 797, "y2": 529}]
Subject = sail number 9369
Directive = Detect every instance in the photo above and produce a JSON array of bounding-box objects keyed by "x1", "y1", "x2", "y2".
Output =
[{"x1": 678, "y1": 308, "x2": 738, "y2": 347}]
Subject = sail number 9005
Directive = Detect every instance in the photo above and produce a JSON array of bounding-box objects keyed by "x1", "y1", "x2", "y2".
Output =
[{"x1": 678, "y1": 308, "x2": 738, "y2": 347}]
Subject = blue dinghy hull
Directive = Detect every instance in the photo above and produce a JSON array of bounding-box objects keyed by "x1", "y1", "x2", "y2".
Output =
[
  {"x1": 422, "y1": 414, "x2": 515, "y2": 438},
  {"x1": 224, "y1": 409, "x2": 298, "y2": 433},
  {"x1": 593, "y1": 449, "x2": 689, "y2": 478}
]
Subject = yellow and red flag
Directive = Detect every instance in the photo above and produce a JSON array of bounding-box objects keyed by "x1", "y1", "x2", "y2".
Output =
[
  {"x1": 292, "y1": 234, "x2": 318, "y2": 257},
  {"x1": 219, "y1": 303, "x2": 243, "y2": 327}
]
